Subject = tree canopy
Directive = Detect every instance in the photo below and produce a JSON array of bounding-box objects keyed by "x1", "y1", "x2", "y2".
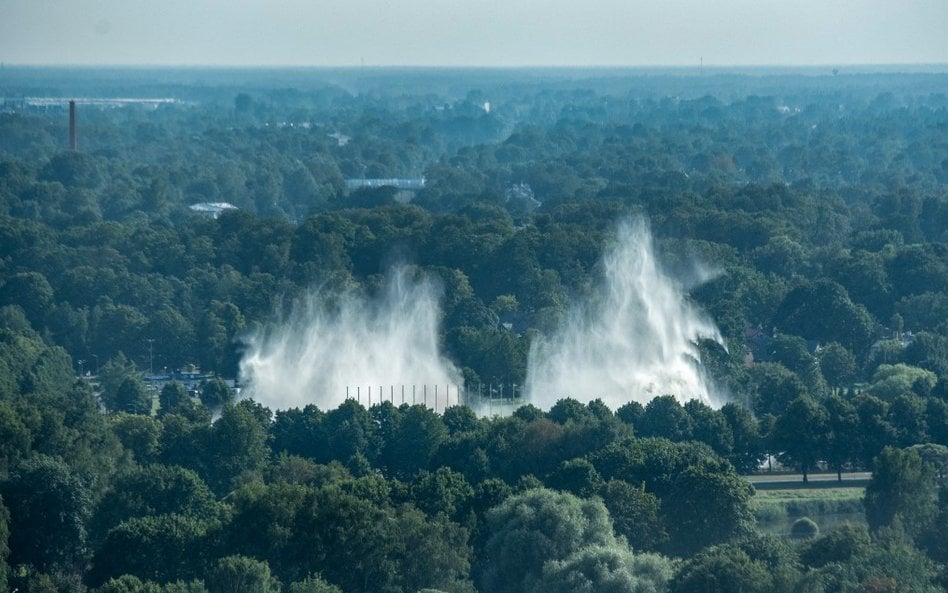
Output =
[{"x1": 2, "y1": 66, "x2": 948, "y2": 593}]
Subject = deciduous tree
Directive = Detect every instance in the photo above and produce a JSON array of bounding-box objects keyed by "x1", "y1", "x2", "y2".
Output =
[{"x1": 864, "y1": 447, "x2": 938, "y2": 539}]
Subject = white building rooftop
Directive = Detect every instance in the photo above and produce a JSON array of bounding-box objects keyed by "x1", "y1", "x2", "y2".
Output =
[{"x1": 189, "y1": 202, "x2": 238, "y2": 218}]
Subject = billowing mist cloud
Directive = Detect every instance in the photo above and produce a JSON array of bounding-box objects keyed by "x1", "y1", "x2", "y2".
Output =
[
  {"x1": 239, "y1": 266, "x2": 463, "y2": 410},
  {"x1": 241, "y1": 221, "x2": 722, "y2": 414},
  {"x1": 525, "y1": 218, "x2": 723, "y2": 410}
]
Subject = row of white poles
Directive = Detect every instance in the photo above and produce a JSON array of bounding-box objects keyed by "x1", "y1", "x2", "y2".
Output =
[{"x1": 345, "y1": 384, "x2": 524, "y2": 414}]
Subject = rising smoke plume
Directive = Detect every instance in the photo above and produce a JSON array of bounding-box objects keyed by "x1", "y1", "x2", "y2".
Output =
[
  {"x1": 525, "y1": 218, "x2": 723, "y2": 410},
  {"x1": 240, "y1": 266, "x2": 463, "y2": 410}
]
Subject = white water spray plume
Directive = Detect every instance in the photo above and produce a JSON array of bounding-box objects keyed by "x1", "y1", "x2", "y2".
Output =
[
  {"x1": 525, "y1": 219, "x2": 724, "y2": 410},
  {"x1": 239, "y1": 267, "x2": 463, "y2": 411}
]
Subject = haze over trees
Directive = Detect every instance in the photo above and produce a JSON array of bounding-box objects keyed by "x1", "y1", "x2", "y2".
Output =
[{"x1": 1, "y1": 66, "x2": 948, "y2": 592}]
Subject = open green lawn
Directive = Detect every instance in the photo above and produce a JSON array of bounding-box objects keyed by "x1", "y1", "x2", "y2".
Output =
[{"x1": 753, "y1": 487, "x2": 866, "y2": 538}]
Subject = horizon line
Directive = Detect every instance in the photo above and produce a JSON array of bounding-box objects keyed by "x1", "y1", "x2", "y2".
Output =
[{"x1": 3, "y1": 61, "x2": 947, "y2": 71}]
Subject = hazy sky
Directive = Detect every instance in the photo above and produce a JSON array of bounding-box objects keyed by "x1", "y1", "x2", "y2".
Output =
[{"x1": 1, "y1": 0, "x2": 946, "y2": 67}]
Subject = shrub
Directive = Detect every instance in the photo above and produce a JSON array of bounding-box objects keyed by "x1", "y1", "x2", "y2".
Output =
[{"x1": 790, "y1": 517, "x2": 819, "y2": 539}]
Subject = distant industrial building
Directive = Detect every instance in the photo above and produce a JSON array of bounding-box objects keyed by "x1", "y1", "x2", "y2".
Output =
[
  {"x1": 345, "y1": 178, "x2": 426, "y2": 191},
  {"x1": 27, "y1": 97, "x2": 179, "y2": 108},
  {"x1": 189, "y1": 202, "x2": 238, "y2": 218}
]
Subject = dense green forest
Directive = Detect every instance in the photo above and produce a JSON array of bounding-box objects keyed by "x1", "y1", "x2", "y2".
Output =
[{"x1": 1, "y1": 67, "x2": 948, "y2": 593}]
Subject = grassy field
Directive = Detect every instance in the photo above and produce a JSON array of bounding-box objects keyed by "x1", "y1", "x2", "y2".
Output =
[{"x1": 753, "y1": 487, "x2": 866, "y2": 538}]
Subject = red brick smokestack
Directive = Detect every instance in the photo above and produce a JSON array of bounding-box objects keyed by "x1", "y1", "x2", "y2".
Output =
[{"x1": 69, "y1": 100, "x2": 78, "y2": 151}]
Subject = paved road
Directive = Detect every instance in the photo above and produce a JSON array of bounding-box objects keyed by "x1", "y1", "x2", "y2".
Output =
[{"x1": 745, "y1": 472, "x2": 871, "y2": 489}]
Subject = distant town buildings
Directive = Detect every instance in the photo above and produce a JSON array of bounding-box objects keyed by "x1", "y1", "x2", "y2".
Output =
[
  {"x1": 143, "y1": 369, "x2": 239, "y2": 399},
  {"x1": 506, "y1": 182, "x2": 541, "y2": 212},
  {"x1": 328, "y1": 132, "x2": 351, "y2": 146}
]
